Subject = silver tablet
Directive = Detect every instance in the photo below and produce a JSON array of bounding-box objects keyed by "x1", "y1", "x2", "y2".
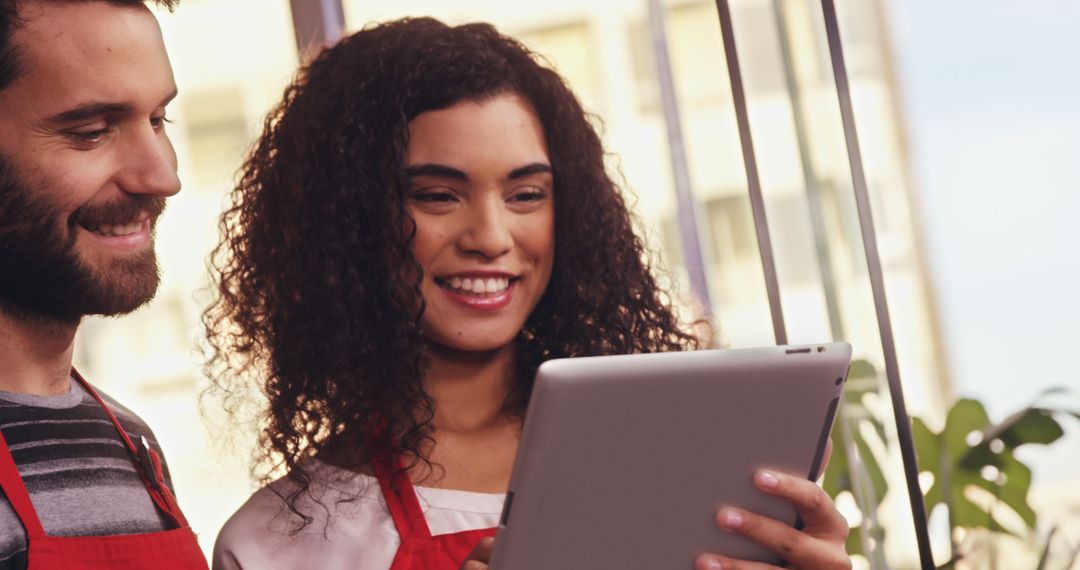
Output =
[{"x1": 489, "y1": 342, "x2": 852, "y2": 569}]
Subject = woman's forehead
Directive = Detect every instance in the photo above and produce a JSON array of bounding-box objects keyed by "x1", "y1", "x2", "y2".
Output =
[{"x1": 404, "y1": 94, "x2": 549, "y2": 172}]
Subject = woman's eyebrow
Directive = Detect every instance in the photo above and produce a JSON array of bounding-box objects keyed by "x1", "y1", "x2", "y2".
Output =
[
  {"x1": 404, "y1": 162, "x2": 552, "y2": 181},
  {"x1": 507, "y1": 163, "x2": 552, "y2": 180},
  {"x1": 405, "y1": 163, "x2": 468, "y2": 181}
]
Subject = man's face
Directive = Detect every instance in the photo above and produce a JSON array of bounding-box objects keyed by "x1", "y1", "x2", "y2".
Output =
[{"x1": 0, "y1": 1, "x2": 180, "y2": 323}]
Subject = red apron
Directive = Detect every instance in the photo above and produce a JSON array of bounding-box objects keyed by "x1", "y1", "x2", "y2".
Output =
[
  {"x1": 374, "y1": 453, "x2": 498, "y2": 570},
  {"x1": 0, "y1": 371, "x2": 209, "y2": 569}
]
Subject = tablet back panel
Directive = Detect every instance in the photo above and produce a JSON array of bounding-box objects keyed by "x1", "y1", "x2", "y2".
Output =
[{"x1": 489, "y1": 343, "x2": 852, "y2": 570}]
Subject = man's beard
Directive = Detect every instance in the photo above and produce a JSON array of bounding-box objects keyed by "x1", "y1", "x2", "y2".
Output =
[{"x1": 0, "y1": 155, "x2": 166, "y2": 324}]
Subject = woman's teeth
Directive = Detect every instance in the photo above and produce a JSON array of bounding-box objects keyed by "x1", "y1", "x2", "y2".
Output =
[
  {"x1": 445, "y1": 277, "x2": 511, "y2": 295},
  {"x1": 84, "y1": 222, "x2": 143, "y2": 237}
]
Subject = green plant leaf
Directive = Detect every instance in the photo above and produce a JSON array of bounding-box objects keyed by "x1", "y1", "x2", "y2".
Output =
[
  {"x1": 843, "y1": 515, "x2": 886, "y2": 560},
  {"x1": 942, "y1": 399, "x2": 992, "y2": 459},
  {"x1": 848, "y1": 359, "x2": 877, "y2": 380},
  {"x1": 990, "y1": 453, "x2": 1036, "y2": 528},
  {"x1": 855, "y1": 429, "x2": 888, "y2": 501},
  {"x1": 913, "y1": 417, "x2": 945, "y2": 510},
  {"x1": 823, "y1": 402, "x2": 890, "y2": 523},
  {"x1": 947, "y1": 469, "x2": 1021, "y2": 537},
  {"x1": 983, "y1": 407, "x2": 1064, "y2": 448},
  {"x1": 864, "y1": 389, "x2": 1074, "y2": 555}
]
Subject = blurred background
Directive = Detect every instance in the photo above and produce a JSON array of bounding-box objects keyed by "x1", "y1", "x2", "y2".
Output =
[{"x1": 72, "y1": 0, "x2": 1079, "y2": 567}]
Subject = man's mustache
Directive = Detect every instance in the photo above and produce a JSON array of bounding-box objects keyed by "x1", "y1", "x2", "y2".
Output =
[{"x1": 70, "y1": 195, "x2": 167, "y2": 228}]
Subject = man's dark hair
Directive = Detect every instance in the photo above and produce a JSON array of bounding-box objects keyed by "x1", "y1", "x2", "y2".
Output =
[{"x1": 0, "y1": 0, "x2": 178, "y2": 91}]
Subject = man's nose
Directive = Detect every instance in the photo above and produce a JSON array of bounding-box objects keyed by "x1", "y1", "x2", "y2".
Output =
[{"x1": 116, "y1": 126, "x2": 181, "y2": 198}]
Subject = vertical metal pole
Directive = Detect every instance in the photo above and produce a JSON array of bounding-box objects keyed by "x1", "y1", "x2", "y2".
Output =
[
  {"x1": 290, "y1": 0, "x2": 346, "y2": 60},
  {"x1": 818, "y1": 1, "x2": 934, "y2": 567},
  {"x1": 647, "y1": 0, "x2": 713, "y2": 312},
  {"x1": 772, "y1": 4, "x2": 888, "y2": 564},
  {"x1": 770, "y1": 0, "x2": 845, "y2": 344},
  {"x1": 713, "y1": 0, "x2": 788, "y2": 345}
]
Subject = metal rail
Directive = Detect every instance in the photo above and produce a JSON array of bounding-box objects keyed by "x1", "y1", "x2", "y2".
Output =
[
  {"x1": 713, "y1": 0, "x2": 789, "y2": 346},
  {"x1": 817, "y1": 0, "x2": 935, "y2": 566},
  {"x1": 648, "y1": 0, "x2": 714, "y2": 312}
]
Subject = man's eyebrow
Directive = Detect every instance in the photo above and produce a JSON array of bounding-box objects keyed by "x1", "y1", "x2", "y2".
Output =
[
  {"x1": 46, "y1": 102, "x2": 133, "y2": 125},
  {"x1": 45, "y1": 88, "x2": 179, "y2": 126},
  {"x1": 405, "y1": 164, "x2": 469, "y2": 181},
  {"x1": 507, "y1": 162, "x2": 553, "y2": 180}
]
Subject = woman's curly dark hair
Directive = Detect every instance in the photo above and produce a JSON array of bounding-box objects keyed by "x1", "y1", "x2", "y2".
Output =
[{"x1": 204, "y1": 17, "x2": 699, "y2": 521}]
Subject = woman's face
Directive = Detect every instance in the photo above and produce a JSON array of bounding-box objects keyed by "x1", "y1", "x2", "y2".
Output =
[{"x1": 405, "y1": 93, "x2": 556, "y2": 354}]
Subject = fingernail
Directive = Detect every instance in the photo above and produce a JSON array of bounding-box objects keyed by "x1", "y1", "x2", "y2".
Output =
[
  {"x1": 757, "y1": 470, "x2": 779, "y2": 489},
  {"x1": 696, "y1": 555, "x2": 725, "y2": 570},
  {"x1": 719, "y1": 508, "x2": 743, "y2": 530}
]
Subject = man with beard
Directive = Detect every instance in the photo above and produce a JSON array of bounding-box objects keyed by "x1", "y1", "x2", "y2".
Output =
[{"x1": 0, "y1": 1, "x2": 207, "y2": 568}]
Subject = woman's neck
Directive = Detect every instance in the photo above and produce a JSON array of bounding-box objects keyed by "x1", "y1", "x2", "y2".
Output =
[
  {"x1": 320, "y1": 342, "x2": 520, "y2": 475},
  {"x1": 422, "y1": 341, "x2": 516, "y2": 434},
  {"x1": 411, "y1": 342, "x2": 521, "y2": 491}
]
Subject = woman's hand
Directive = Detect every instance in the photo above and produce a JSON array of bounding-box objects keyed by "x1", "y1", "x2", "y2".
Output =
[
  {"x1": 694, "y1": 439, "x2": 851, "y2": 570},
  {"x1": 459, "y1": 536, "x2": 495, "y2": 570}
]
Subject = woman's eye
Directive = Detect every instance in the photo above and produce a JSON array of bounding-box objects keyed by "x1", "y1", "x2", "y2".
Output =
[
  {"x1": 510, "y1": 188, "x2": 548, "y2": 203},
  {"x1": 411, "y1": 191, "x2": 457, "y2": 203}
]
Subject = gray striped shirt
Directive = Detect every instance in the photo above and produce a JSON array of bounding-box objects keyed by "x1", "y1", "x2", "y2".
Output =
[{"x1": 0, "y1": 379, "x2": 174, "y2": 569}]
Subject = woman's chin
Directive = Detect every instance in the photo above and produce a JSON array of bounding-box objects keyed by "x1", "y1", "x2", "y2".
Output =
[{"x1": 424, "y1": 332, "x2": 519, "y2": 358}]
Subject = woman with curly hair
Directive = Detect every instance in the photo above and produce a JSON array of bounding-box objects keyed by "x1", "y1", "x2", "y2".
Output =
[{"x1": 207, "y1": 17, "x2": 850, "y2": 570}]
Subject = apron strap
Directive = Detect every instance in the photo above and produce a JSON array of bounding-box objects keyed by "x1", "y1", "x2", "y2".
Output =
[
  {"x1": 71, "y1": 370, "x2": 190, "y2": 529},
  {"x1": 0, "y1": 428, "x2": 47, "y2": 538},
  {"x1": 372, "y1": 450, "x2": 433, "y2": 541}
]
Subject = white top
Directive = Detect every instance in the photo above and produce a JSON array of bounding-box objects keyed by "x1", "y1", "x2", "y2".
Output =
[{"x1": 213, "y1": 459, "x2": 505, "y2": 570}]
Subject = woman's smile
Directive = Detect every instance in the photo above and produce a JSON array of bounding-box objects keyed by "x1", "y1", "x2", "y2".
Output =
[
  {"x1": 434, "y1": 272, "x2": 519, "y2": 311},
  {"x1": 405, "y1": 93, "x2": 555, "y2": 352}
]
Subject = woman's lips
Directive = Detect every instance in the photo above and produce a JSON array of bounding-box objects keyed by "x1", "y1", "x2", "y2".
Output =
[{"x1": 436, "y1": 277, "x2": 517, "y2": 311}]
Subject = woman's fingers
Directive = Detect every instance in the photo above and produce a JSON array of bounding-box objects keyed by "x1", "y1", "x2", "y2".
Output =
[
  {"x1": 694, "y1": 553, "x2": 778, "y2": 570},
  {"x1": 702, "y1": 469, "x2": 850, "y2": 569},
  {"x1": 459, "y1": 537, "x2": 495, "y2": 570},
  {"x1": 752, "y1": 469, "x2": 848, "y2": 539},
  {"x1": 711, "y1": 504, "x2": 850, "y2": 569}
]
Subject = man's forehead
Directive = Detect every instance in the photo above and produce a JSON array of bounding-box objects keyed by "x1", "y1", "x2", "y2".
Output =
[
  {"x1": 15, "y1": 1, "x2": 160, "y2": 70},
  {"x1": 6, "y1": 1, "x2": 175, "y2": 117}
]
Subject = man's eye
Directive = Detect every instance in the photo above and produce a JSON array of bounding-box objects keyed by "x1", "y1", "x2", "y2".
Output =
[
  {"x1": 68, "y1": 129, "x2": 108, "y2": 144},
  {"x1": 150, "y1": 111, "x2": 173, "y2": 131}
]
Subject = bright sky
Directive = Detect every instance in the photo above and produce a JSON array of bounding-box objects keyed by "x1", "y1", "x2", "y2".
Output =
[{"x1": 884, "y1": 0, "x2": 1080, "y2": 486}]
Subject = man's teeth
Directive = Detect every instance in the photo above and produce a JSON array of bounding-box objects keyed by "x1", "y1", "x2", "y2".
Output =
[
  {"x1": 446, "y1": 277, "x2": 511, "y2": 294},
  {"x1": 86, "y1": 222, "x2": 142, "y2": 237}
]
